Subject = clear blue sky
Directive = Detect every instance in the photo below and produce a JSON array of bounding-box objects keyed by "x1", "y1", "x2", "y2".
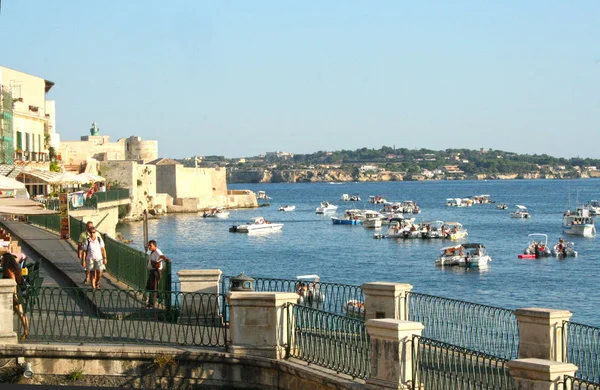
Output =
[{"x1": 1, "y1": 1, "x2": 599, "y2": 159}]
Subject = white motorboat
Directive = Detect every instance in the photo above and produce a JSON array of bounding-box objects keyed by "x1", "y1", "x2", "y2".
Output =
[
  {"x1": 316, "y1": 201, "x2": 338, "y2": 214},
  {"x1": 471, "y1": 195, "x2": 491, "y2": 204},
  {"x1": 279, "y1": 205, "x2": 296, "y2": 212},
  {"x1": 523, "y1": 234, "x2": 551, "y2": 257},
  {"x1": 295, "y1": 275, "x2": 326, "y2": 308},
  {"x1": 496, "y1": 203, "x2": 508, "y2": 210},
  {"x1": 384, "y1": 219, "x2": 420, "y2": 239},
  {"x1": 362, "y1": 210, "x2": 383, "y2": 229},
  {"x1": 442, "y1": 222, "x2": 468, "y2": 240},
  {"x1": 257, "y1": 191, "x2": 271, "y2": 200},
  {"x1": 584, "y1": 200, "x2": 600, "y2": 216},
  {"x1": 340, "y1": 194, "x2": 361, "y2": 201},
  {"x1": 510, "y1": 205, "x2": 531, "y2": 219},
  {"x1": 562, "y1": 207, "x2": 596, "y2": 237},
  {"x1": 435, "y1": 243, "x2": 491, "y2": 268},
  {"x1": 229, "y1": 217, "x2": 283, "y2": 233},
  {"x1": 420, "y1": 221, "x2": 445, "y2": 239},
  {"x1": 369, "y1": 195, "x2": 386, "y2": 204},
  {"x1": 343, "y1": 299, "x2": 365, "y2": 318},
  {"x1": 551, "y1": 239, "x2": 578, "y2": 257},
  {"x1": 202, "y1": 207, "x2": 230, "y2": 219}
]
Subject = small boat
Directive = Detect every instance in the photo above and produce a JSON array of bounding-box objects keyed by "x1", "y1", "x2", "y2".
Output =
[
  {"x1": 446, "y1": 198, "x2": 471, "y2": 207},
  {"x1": 471, "y1": 195, "x2": 491, "y2": 204},
  {"x1": 257, "y1": 190, "x2": 271, "y2": 200},
  {"x1": 522, "y1": 233, "x2": 551, "y2": 258},
  {"x1": 362, "y1": 211, "x2": 383, "y2": 229},
  {"x1": 332, "y1": 216, "x2": 361, "y2": 225},
  {"x1": 420, "y1": 220, "x2": 445, "y2": 239},
  {"x1": 562, "y1": 207, "x2": 596, "y2": 237},
  {"x1": 442, "y1": 222, "x2": 468, "y2": 240},
  {"x1": 229, "y1": 217, "x2": 283, "y2": 233},
  {"x1": 435, "y1": 243, "x2": 491, "y2": 268},
  {"x1": 279, "y1": 205, "x2": 296, "y2": 212},
  {"x1": 343, "y1": 299, "x2": 365, "y2": 318},
  {"x1": 369, "y1": 195, "x2": 387, "y2": 204},
  {"x1": 510, "y1": 205, "x2": 531, "y2": 219},
  {"x1": 202, "y1": 207, "x2": 230, "y2": 219},
  {"x1": 340, "y1": 193, "x2": 361, "y2": 201},
  {"x1": 584, "y1": 200, "x2": 600, "y2": 216},
  {"x1": 551, "y1": 238, "x2": 578, "y2": 257},
  {"x1": 385, "y1": 219, "x2": 420, "y2": 239},
  {"x1": 496, "y1": 203, "x2": 508, "y2": 210},
  {"x1": 296, "y1": 275, "x2": 326, "y2": 308},
  {"x1": 316, "y1": 201, "x2": 338, "y2": 214}
]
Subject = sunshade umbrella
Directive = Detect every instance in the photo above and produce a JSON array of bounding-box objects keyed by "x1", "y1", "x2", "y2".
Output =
[
  {"x1": 75, "y1": 173, "x2": 106, "y2": 183},
  {"x1": 48, "y1": 172, "x2": 89, "y2": 185},
  {"x1": 0, "y1": 175, "x2": 26, "y2": 190}
]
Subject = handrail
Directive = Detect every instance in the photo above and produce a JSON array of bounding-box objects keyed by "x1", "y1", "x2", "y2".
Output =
[{"x1": 563, "y1": 321, "x2": 600, "y2": 383}]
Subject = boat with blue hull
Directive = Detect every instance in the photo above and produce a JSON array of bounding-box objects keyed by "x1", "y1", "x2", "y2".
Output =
[{"x1": 331, "y1": 217, "x2": 361, "y2": 225}]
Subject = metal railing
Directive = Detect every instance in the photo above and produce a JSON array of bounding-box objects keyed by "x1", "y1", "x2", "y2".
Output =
[
  {"x1": 564, "y1": 321, "x2": 600, "y2": 383},
  {"x1": 408, "y1": 292, "x2": 519, "y2": 360},
  {"x1": 27, "y1": 214, "x2": 60, "y2": 233},
  {"x1": 286, "y1": 303, "x2": 370, "y2": 379},
  {"x1": 412, "y1": 335, "x2": 515, "y2": 390},
  {"x1": 222, "y1": 276, "x2": 364, "y2": 319},
  {"x1": 564, "y1": 375, "x2": 600, "y2": 390},
  {"x1": 92, "y1": 189, "x2": 130, "y2": 203},
  {"x1": 19, "y1": 287, "x2": 227, "y2": 348}
]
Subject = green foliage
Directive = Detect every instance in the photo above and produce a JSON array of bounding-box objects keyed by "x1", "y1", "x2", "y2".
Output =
[
  {"x1": 65, "y1": 369, "x2": 84, "y2": 381},
  {"x1": 136, "y1": 179, "x2": 142, "y2": 186},
  {"x1": 118, "y1": 204, "x2": 130, "y2": 219},
  {"x1": 153, "y1": 354, "x2": 176, "y2": 368},
  {"x1": 49, "y1": 161, "x2": 60, "y2": 172}
]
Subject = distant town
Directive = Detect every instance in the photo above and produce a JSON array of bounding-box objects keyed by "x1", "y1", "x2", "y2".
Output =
[{"x1": 178, "y1": 147, "x2": 600, "y2": 183}]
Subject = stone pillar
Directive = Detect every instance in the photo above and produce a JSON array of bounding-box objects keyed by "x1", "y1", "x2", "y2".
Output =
[
  {"x1": 177, "y1": 269, "x2": 223, "y2": 326},
  {"x1": 0, "y1": 279, "x2": 17, "y2": 344},
  {"x1": 507, "y1": 358, "x2": 577, "y2": 390},
  {"x1": 361, "y1": 282, "x2": 413, "y2": 321},
  {"x1": 227, "y1": 292, "x2": 298, "y2": 359},
  {"x1": 515, "y1": 308, "x2": 572, "y2": 361},
  {"x1": 366, "y1": 319, "x2": 424, "y2": 390}
]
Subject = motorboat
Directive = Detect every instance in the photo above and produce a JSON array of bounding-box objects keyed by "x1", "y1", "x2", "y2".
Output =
[
  {"x1": 420, "y1": 221, "x2": 445, "y2": 239},
  {"x1": 521, "y1": 233, "x2": 551, "y2": 258},
  {"x1": 446, "y1": 198, "x2": 470, "y2": 207},
  {"x1": 229, "y1": 217, "x2": 283, "y2": 233},
  {"x1": 583, "y1": 200, "x2": 600, "y2": 216},
  {"x1": 400, "y1": 200, "x2": 421, "y2": 214},
  {"x1": 316, "y1": 201, "x2": 338, "y2": 214},
  {"x1": 279, "y1": 205, "x2": 296, "y2": 212},
  {"x1": 442, "y1": 222, "x2": 468, "y2": 240},
  {"x1": 369, "y1": 195, "x2": 386, "y2": 204},
  {"x1": 362, "y1": 211, "x2": 383, "y2": 229},
  {"x1": 332, "y1": 209, "x2": 363, "y2": 225},
  {"x1": 510, "y1": 205, "x2": 531, "y2": 219},
  {"x1": 562, "y1": 207, "x2": 596, "y2": 237},
  {"x1": 436, "y1": 243, "x2": 491, "y2": 268},
  {"x1": 551, "y1": 239, "x2": 578, "y2": 257},
  {"x1": 341, "y1": 194, "x2": 361, "y2": 201},
  {"x1": 496, "y1": 203, "x2": 508, "y2": 210},
  {"x1": 471, "y1": 195, "x2": 491, "y2": 204},
  {"x1": 384, "y1": 219, "x2": 420, "y2": 239},
  {"x1": 295, "y1": 275, "x2": 326, "y2": 308},
  {"x1": 257, "y1": 191, "x2": 271, "y2": 200},
  {"x1": 202, "y1": 207, "x2": 229, "y2": 219},
  {"x1": 343, "y1": 299, "x2": 365, "y2": 318}
]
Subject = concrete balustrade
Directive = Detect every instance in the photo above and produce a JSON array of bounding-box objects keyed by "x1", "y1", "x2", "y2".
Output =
[
  {"x1": 361, "y1": 282, "x2": 413, "y2": 321},
  {"x1": 227, "y1": 292, "x2": 298, "y2": 359},
  {"x1": 365, "y1": 319, "x2": 424, "y2": 390},
  {"x1": 177, "y1": 269, "x2": 223, "y2": 325},
  {"x1": 507, "y1": 358, "x2": 577, "y2": 390},
  {"x1": 0, "y1": 279, "x2": 17, "y2": 344},
  {"x1": 515, "y1": 308, "x2": 572, "y2": 361}
]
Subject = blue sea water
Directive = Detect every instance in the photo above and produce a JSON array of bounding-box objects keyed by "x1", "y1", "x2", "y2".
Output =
[{"x1": 117, "y1": 179, "x2": 600, "y2": 326}]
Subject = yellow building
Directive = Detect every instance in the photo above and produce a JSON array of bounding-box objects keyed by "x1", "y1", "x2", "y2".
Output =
[{"x1": 0, "y1": 66, "x2": 58, "y2": 164}]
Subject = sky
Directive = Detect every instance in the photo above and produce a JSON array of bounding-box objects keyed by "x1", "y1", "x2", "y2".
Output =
[{"x1": 1, "y1": 1, "x2": 599, "y2": 159}]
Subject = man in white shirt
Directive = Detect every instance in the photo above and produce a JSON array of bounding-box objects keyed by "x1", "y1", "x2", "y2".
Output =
[
  {"x1": 145, "y1": 240, "x2": 170, "y2": 308},
  {"x1": 82, "y1": 229, "x2": 107, "y2": 289}
]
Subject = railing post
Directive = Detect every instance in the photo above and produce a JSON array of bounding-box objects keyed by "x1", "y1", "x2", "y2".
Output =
[
  {"x1": 361, "y1": 282, "x2": 413, "y2": 321},
  {"x1": 515, "y1": 308, "x2": 572, "y2": 361},
  {"x1": 507, "y1": 359, "x2": 577, "y2": 390},
  {"x1": 177, "y1": 270, "x2": 222, "y2": 325},
  {"x1": 227, "y1": 292, "x2": 298, "y2": 359},
  {"x1": 0, "y1": 279, "x2": 18, "y2": 344},
  {"x1": 365, "y1": 319, "x2": 424, "y2": 390}
]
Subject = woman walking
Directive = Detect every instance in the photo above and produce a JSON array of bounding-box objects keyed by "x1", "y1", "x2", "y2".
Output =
[{"x1": 2, "y1": 253, "x2": 29, "y2": 339}]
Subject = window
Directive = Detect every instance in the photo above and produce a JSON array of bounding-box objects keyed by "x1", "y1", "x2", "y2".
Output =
[{"x1": 16, "y1": 131, "x2": 22, "y2": 150}]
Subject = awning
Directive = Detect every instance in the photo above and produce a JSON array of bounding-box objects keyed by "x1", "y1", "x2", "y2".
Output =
[{"x1": 0, "y1": 198, "x2": 58, "y2": 215}]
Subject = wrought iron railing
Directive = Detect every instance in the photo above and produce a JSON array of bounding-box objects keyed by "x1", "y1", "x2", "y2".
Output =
[
  {"x1": 564, "y1": 321, "x2": 600, "y2": 383},
  {"x1": 19, "y1": 287, "x2": 227, "y2": 348},
  {"x1": 286, "y1": 303, "x2": 370, "y2": 379},
  {"x1": 408, "y1": 292, "x2": 519, "y2": 360},
  {"x1": 92, "y1": 189, "x2": 130, "y2": 203},
  {"x1": 222, "y1": 276, "x2": 364, "y2": 319},
  {"x1": 27, "y1": 214, "x2": 60, "y2": 233},
  {"x1": 564, "y1": 375, "x2": 600, "y2": 390},
  {"x1": 412, "y1": 335, "x2": 515, "y2": 390}
]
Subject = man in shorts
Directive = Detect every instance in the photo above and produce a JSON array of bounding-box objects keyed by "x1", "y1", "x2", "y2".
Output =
[
  {"x1": 78, "y1": 221, "x2": 94, "y2": 284},
  {"x1": 82, "y1": 228, "x2": 107, "y2": 289}
]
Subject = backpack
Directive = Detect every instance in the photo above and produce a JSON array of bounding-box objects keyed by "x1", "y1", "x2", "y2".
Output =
[{"x1": 86, "y1": 236, "x2": 103, "y2": 257}]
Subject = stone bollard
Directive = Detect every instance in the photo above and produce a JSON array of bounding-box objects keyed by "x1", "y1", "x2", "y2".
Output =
[
  {"x1": 177, "y1": 270, "x2": 223, "y2": 325},
  {"x1": 227, "y1": 292, "x2": 298, "y2": 359},
  {"x1": 361, "y1": 282, "x2": 413, "y2": 321},
  {"x1": 366, "y1": 319, "x2": 424, "y2": 390},
  {"x1": 0, "y1": 279, "x2": 17, "y2": 344},
  {"x1": 507, "y1": 358, "x2": 577, "y2": 390},
  {"x1": 515, "y1": 308, "x2": 572, "y2": 361}
]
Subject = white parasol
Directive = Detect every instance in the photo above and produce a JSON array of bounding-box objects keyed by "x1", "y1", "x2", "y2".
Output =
[
  {"x1": 0, "y1": 175, "x2": 26, "y2": 190},
  {"x1": 75, "y1": 173, "x2": 106, "y2": 183}
]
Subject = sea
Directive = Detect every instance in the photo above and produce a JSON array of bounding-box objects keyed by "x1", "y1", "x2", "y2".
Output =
[{"x1": 117, "y1": 179, "x2": 600, "y2": 326}]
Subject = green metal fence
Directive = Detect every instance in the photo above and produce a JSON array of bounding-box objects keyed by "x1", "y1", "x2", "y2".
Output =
[
  {"x1": 564, "y1": 375, "x2": 600, "y2": 390},
  {"x1": 564, "y1": 321, "x2": 600, "y2": 383},
  {"x1": 412, "y1": 335, "x2": 515, "y2": 389},
  {"x1": 92, "y1": 189, "x2": 130, "y2": 203},
  {"x1": 27, "y1": 214, "x2": 60, "y2": 233},
  {"x1": 19, "y1": 287, "x2": 227, "y2": 348},
  {"x1": 286, "y1": 303, "x2": 370, "y2": 379},
  {"x1": 408, "y1": 292, "x2": 519, "y2": 360},
  {"x1": 222, "y1": 276, "x2": 364, "y2": 319}
]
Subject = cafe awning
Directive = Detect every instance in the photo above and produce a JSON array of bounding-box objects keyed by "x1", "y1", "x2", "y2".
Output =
[{"x1": 0, "y1": 198, "x2": 58, "y2": 215}]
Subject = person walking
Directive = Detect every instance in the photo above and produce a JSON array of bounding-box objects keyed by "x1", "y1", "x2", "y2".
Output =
[
  {"x1": 2, "y1": 253, "x2": 29, "y2": 340},
  {"x1": 82, "y1": 228, "x2": 107, "y2": 289},
  {"x1": 78, "y1": 221, "x2": 94, "y2": 284},
  {"x1": 146, "y1": 240, "x2": 170, "y2": 308}
]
